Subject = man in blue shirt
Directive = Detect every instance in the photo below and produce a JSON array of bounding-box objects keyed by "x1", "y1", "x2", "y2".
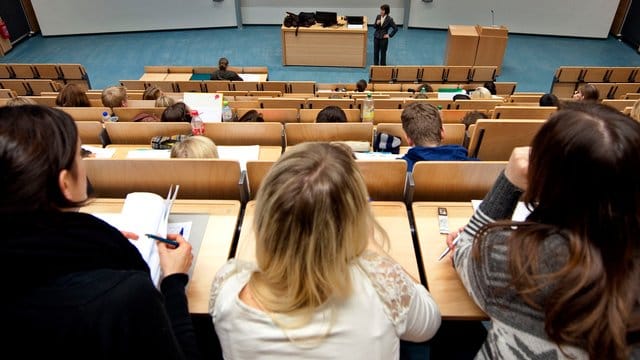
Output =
[{"x1": 401, "y1": 102, "x2": 476, "y2": 171}]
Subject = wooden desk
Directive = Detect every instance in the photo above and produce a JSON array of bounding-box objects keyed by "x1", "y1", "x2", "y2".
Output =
[
  {"x1": 281, "y1": 16, "x2": 368, "y2": 68},
  {"x1": 235, "y1": 201, "x2": 420, "y2": 282},
  {"x1": 81, "y1": 199, "x2": 241, "y2": 314},
  {"x1": 164, "y1": 73, "x2": 193, "y2": 81},
  {"x1": 412, "y1": 202, "x2": 488, "y2": 320},
  {"x1": 139, "y1": 73, "x2": 168, "y2": 81},
  {"x1": 106, "y1": 145, "x2": 282, "y2": 161}
]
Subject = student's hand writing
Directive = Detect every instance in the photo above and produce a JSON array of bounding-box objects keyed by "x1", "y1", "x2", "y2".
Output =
[
  {"x1": 121, "y1": 231, "x2": 139, "y2": 240},
  {"x1": 505, "y1": 147, "x2": 530, "y2": 191},
  {"x1": 157, "y1": 234, "x2": 193, "y2": 277},
  {"x1": 446, "y1": 227, "x2": 464, "y2": 266}
]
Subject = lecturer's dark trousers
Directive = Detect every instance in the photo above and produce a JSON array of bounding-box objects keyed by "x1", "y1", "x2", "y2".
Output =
[{"x1": 373, "y1": 37, "x2": 389, "y2": 65}]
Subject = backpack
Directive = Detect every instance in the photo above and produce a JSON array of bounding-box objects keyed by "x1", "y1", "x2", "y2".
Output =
[{"x1": 283, "y1": 12, "x2": 316, "y2": 36}]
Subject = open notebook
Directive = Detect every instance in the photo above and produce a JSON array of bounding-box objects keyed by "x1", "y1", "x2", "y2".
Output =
[{"x1": 93, "y1": 191, "x2": 192, "y2": 287}]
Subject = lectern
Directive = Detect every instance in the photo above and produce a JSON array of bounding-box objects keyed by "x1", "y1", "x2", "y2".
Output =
[
  {"x1": 444, "y1": 25, "x2": 478, "y2": 66},
  {"x1": 444, "y1": 25, "x2": 508, "y2": 74},
  {"x1": 475, "y1": 25, "x2": 508, "y2": 75}
]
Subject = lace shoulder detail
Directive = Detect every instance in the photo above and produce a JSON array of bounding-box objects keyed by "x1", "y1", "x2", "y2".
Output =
[
  {"x1": 357, "y1": 250, "x2": 416, "y2": 326},
  {"x1": 208, "y1": 258, "x2": 255, "y2": 314}
]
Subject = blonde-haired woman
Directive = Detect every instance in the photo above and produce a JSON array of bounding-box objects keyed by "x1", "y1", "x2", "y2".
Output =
[
  {"x1": 470, "y1": 86, "x2": 492, "y2": 100},
  {"x1": 170, "y1": 136, "x2": 218, "y2": 159},
  {"x1": 209, "y1": 142, "x2": 440, "y2": 359}
]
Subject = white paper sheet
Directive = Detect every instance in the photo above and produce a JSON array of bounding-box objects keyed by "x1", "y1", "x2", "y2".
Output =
[
  {"x1": 126, "y1": 149, "x2": 171, "y2": 159},
  {"x1": 217, "y1": 145, "x2": 260, "y2": 171},
  {"x1": 183, "y1": 92, "x2": 223, "y2": 123},
  {"x1": 81, "y1": 145, "x2": 116, "y2": 159}
]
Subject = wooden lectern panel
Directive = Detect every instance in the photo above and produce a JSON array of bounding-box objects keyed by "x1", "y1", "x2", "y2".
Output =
[
  {"x1": 444, "y1": 25, "x2": 479, "y2": 66},
  {"x1": 475, "y1": 25, "x2": 508, "y2": 75}
]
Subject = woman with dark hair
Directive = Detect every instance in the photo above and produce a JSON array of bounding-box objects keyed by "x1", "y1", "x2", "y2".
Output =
[
  {"x1": 55, "y1": 83, "x2": 91, "y2": 107},
  {"x1": 539, "y1": 93, "x2": 560, "y2": 107},
  {"x1": 210, "y1": 57, "x2": 243, "y2": 81},
  {"x1": 373, "y1": 4, "x2": 398, "y2": 65},
  {"x1": 237, "y1": 109, "x2": 264, "y2": 122},
  {"x1": 316, "y1": 105, "x2": 347, "y2": 123},
  {"x1": 356, "y1": 79, "x2": 368, "y2": 92},
  {"x1": 0, "y1": 105, "x2": 200, "y2": 359},
  {"x1": 161, "y1": 102, "x2": 193, "y2": 123},
  {"x1": 447, "y1": 102, "x2": 640, "y2": 359}
]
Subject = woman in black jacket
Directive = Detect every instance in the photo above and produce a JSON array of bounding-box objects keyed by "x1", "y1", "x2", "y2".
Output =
[
  {"x1": 373, "y1": 4, "x2": 398, "y2": 65},
  {"x1": 0, "y1": 105, "x2": 201, "y2": 360}
]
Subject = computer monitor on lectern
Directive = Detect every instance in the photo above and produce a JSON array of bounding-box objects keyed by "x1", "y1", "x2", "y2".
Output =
[{"x1": 315, "y1": 11, "x2": 338, "y2": 27}]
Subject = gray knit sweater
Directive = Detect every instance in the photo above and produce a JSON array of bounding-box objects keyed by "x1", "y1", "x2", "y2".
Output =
[{"x1": 453, "y1": 171, "x2": 640, "y2": 359}]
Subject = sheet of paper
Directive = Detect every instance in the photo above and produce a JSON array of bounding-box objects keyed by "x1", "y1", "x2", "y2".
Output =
[
  {"x1": 354, "y1": 152, "x2": 401, "y2": 161},
  {"x1": 81, "y1": 145, "x2": 116, "y2": 159},
  {"x1": 347, "y1": 24, "x2": 364, "y2": 29},
  {"x1": 238, "y1": 73, "x2": 262, "y2": 82},
  {"x1": 126, "y1": 149, "x2": 171, "y2": 159},
  {"x1": 471, "y1": 200, "x2": 532, "y2": 221},
  {"x1": 183, "y1": 92, "x2": 223, "y2": 123},
  {"x1": 217, "y1": 145, "x2": 260, "y2": 171},
  {"x1": 168, "y1": 221, "x2": 193, "y2": 241}
]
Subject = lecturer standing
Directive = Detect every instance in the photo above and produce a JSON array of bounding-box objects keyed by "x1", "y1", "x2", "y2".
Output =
[{"x1": 373, "y1": 4, "x2": 398, "y2": 66}]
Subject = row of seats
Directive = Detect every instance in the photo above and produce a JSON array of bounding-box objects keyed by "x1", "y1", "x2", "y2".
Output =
[
  {"x1": 0, "y1": 63, "x2": 91, "y2": 89},
  {"x1": 0, "y1": 79, "x2": 61, "y2": 96},
  {"x1": 120, "y1": 80, "x2": 316, "y2": 94},
  {"x1": 56, "y1": 103, "x2": 555, "y2": 124},
  {"x1": 551, "y1": 66, "x2": 639, "y2": 98},
  {"x1": 369, "y1": 65, "x2": 498, "y2": 83},
  {"x1": 78, "y1": 120, "x2": 544, "y2": 161},
  {"x1": 143, "y1": 65, "x2": 269, "y2": 76},
  {"x1": 85, "y1": 157, "x2": 506, "y2": 204},
  {"x1": 316, "y1": 81, "x2": 518, "y2": 95}
]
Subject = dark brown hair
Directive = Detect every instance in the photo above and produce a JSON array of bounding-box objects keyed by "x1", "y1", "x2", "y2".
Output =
[
  {"x1": 0, "y1": 105, "x2": 85, "y2": 213},
  {"x1": 380, "y1": 4, "x2": 390, "y2": 15},
  {"x1": 316, "y1": 106, "x2": 347, "y2": 123},
  {"x1": 476, "y1": 102, "x2": 640, "y2": 359},
  {"x1": 55, "y1": 83, "x2": 90, "y2": 107},
  {"x1": 161, "y1": 102, "x2": 192, "y2": 123},
  {"x1": 401, "y1": 102, "x2": 442, "y2": 146},
  {"x1": 237, "y1": 109, "x2": 264, "y2": 122},
  {"x1": 577, "y1": 84, "x2": 599, "y2": 101}
]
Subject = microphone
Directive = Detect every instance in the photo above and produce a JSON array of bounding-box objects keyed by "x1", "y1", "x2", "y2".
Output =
[{"x1": 491, "y1": 9, "x2": 495, "y2": 27}]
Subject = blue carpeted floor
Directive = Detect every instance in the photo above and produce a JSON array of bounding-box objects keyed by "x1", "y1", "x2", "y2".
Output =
[{"x1": 1, "y1": 25, "x2": 639, "y2": 92}]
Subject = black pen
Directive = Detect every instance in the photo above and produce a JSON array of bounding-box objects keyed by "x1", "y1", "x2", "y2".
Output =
[{"x1": 145, "y1": 233, "x2": 179, "y2": 247}]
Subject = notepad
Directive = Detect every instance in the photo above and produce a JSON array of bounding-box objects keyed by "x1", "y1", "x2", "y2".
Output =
[
  {"x1": 93, "y1": 192, "x2": 192, "y2": 287},
  {"x1": 217, "y1": 145, "x2": 260, "y2": 171}
]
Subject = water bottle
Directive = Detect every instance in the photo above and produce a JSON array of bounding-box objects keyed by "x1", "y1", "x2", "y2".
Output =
[
  {"x1": 362, "y1": 92, "x2": 374, "y2": 122},
  {"x1": 190, "y1": 110, "x2": 205, "y2": 135},
  {"x1": 221, "y1": 100, "x2": 233, "y2": 122},
  {"x1": 101, "y1": 111, "x2": 110, "y2": 124}
]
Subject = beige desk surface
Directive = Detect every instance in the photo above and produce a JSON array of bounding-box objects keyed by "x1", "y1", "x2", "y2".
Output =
[
  {"x1": 164, "y1": 73, "x2": 193, "y2": 81},
  {"x1": 81, "y1": 199, "x2": 241, "y2": 314},
  {"x1": 106, "y1": 145, "x2": 282, "y2": 161},
  {"x1": 235, "y1": 201, "x2": 420, "y2": 282},
  {"x1": 412, "y1": 201, "x2": 488, "y2": 320},
  {"x1": 448, "y1": 25, "x2": 479, "y2": 37},
  {"x1": 139, "y1": 73, "x2": 168, "y2": 81}
]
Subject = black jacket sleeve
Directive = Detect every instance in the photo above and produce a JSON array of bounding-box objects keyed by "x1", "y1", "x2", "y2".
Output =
[
  {"x1": 387, "y1": 17, "x2": 398, "y2": 38},
  {"x1": 161, "y1": 274, "x2": 202, "y2": 360}
]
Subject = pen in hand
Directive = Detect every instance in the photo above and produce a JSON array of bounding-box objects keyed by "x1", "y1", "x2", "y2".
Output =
[
  {"x1": 437, "y1": 233, "x2": 463, "y2": 261},
  {"x1": 145, "y1": 233, "x2": 180, "y2": 248}
]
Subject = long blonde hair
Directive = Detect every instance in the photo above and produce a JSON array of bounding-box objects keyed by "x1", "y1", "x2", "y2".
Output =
[
  {"x1": 170, "y1": 136, "x2": 218, "y2": 158},
  {"x1": 249, "y1": 142, "x2": 377, "y2": 321}
]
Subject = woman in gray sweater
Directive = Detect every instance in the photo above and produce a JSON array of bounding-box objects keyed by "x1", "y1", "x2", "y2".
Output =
[{"x1": 448, "y1": 102, "x2": 640, "y2": 359}]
